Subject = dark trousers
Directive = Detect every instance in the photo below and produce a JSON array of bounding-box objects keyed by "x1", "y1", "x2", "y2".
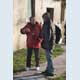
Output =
[{"x1": 26, "y1": 48, "x2": 40, "y2": 67}]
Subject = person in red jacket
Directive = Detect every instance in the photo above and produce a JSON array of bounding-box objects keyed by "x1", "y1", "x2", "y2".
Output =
[{"x1": 20, "y1": 16, "x2": 42, "y2": 71}]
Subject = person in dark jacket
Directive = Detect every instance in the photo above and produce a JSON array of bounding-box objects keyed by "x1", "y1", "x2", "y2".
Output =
[
  {"x1": 41, "y1": 12, "x2": 54, "y2": 76},
  {"x1": 20, "y1": 16, "x2": 42, "y2": 71}
]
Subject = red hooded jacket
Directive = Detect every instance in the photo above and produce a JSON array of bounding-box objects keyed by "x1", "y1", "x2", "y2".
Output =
[{"x1": 20, "y1": 22, "x2": 42, "y2": 48}]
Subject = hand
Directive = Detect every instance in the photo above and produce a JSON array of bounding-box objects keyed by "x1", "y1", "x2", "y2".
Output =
[
  {"x1": 26, "y1": 28, "x2": 31, "y2": 33},
  {"x1": 38, "y1": 38, "x2": 43, "y2": 42}
]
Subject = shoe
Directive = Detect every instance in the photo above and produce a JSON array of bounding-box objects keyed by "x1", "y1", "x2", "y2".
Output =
[
  {"x1": 25, "y1": 67, "x2": 30, "y2": 71},
  {"x1": 41, "y1": 70, "x2": 48, "y2": 74},
  {"x1": 36, "y1": 67, "x2": 40, "y2": 71},
  {"x1": 44, "y1": 72, "x2": 54, "y2": 76}
]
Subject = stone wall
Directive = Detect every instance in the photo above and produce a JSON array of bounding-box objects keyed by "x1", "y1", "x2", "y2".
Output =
[{"x1": 13, "y1": 0, "x2": 28, "y2": 51}]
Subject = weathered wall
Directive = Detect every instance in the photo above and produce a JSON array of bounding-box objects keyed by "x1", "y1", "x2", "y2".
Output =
[
  {"x1": 35, "y1": 0, "x2": 61, "y2": 23},
  {"x1": 13, "y1": 0, "x2": 28, "y2": 51},
  {"x1": 13, "y1": 0, "x2": 65, "y2": 51}
]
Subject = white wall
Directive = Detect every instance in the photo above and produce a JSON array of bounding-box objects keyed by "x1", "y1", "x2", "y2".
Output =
[
  {"x1": 35, "y1": 0, "x2": 61, "y2": 24},
  {"x1": 13, "y1": 0, "x2": 62, "y2": 51},
  {"x1": 13, "y1": 0, "x2": 31, "y2": 51}
]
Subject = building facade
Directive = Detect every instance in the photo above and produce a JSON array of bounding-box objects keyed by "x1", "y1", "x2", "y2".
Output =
[
  {"x1": 13, "y1": 0, "x2": 66, "y2": 51},
  {"x1": 35, "y1": 0, "x2": 61, "y2": 23}
]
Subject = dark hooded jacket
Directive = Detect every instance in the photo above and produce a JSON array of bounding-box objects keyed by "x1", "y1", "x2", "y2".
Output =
[{"x1": 41, "y1": 19, "x2": 54, "y2": 50}]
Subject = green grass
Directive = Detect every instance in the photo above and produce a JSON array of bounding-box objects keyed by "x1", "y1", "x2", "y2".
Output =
[
  {"x1": 53, "y1": 75, "x2": 66, "y2": 80},
  {"x1": 13, "y1": 44, "x2": 64, "y2": 73},
  {"x1": 53, "y1": 44, "x2": 65, "y2": 57}
]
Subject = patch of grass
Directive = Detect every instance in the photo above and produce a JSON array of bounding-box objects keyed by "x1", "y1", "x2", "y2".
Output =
[
  {"x1": 54, "y1": 75, "x2": 66, "y2": 80},
  {"x1": 13, "y1": 44, "x2": 64, "y2": 73},
  {"x1": 13, "y1": 49, "x2": 26, "y2": 73},
  {"x1": 53, "y1": 44, "x2": 64, "y2": 57}
]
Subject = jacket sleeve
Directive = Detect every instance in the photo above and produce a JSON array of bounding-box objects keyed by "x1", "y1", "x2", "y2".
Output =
[
  {"x1": 38, "y1": 24, "x2": 43, "y2": 42},
  {"x1": 20, "y1": 24, "x2": 27, "y2": 34},
  {"x1": 38, "y1": 24, "x2": 41, "y2": 37}
]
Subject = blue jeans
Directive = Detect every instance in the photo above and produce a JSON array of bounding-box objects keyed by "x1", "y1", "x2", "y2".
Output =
[{"x1": 45, "y1": 49, "x2": 54, "y2": 73}]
